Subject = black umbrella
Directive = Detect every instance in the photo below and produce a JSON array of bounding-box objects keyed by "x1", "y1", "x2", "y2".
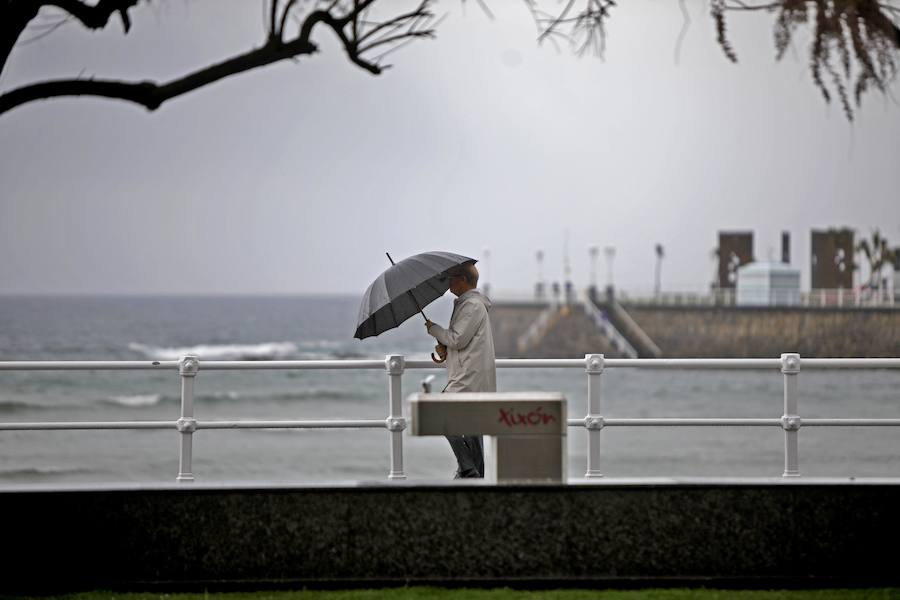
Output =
[{"x1": 354, "y1": 251, "x2": 476, "y2": 341}]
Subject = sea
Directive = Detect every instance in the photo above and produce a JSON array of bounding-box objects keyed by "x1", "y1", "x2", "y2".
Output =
[{"x1": 0, "y1": 295, "x2": 898, "y2": 485}]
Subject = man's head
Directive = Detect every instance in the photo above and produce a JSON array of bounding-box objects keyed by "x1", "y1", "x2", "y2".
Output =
[{"x1": 446, "y1": 263, "x2": 479, "y2": 297}]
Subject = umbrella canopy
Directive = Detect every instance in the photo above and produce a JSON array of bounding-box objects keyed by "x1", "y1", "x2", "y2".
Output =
[{"x1": 354, "y1": 251, "x2": 476, "y2": 340}]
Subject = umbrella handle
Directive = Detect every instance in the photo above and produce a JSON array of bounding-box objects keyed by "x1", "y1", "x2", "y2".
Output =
[{"x1": 431, "y1": 352, "x2": 446, "y2": 364}]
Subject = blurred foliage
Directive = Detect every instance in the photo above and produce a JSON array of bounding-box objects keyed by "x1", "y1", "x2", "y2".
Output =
[
  {"x1": 711, "y1": 0, "x2": 900, "y2": 119},
  {"x1": 1, "y1": 1, "x2": 898, "y2": 119}
]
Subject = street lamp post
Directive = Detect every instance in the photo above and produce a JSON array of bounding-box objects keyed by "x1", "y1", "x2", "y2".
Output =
[
  {"x1": 604, "y1": 246, "x2": 616, "y2": 291},
  {"x1": 654, "y1": 244, "x2": 665, "y2": 297},
  {"x1": 535, "y1": 250, "x2": 545, "y2": 300}
]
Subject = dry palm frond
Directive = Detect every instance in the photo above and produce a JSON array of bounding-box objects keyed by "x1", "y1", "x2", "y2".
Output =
[{"x1": 721, "y1": 0, "x2": 900, "y2": 120}]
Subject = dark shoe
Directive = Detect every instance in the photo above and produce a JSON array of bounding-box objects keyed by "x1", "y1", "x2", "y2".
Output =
[{"x1": 455, "y1": 468, "x2": 481, "y2": 479}]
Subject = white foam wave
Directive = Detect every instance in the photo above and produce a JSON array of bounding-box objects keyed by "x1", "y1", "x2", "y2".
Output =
[
  {"x1": 128, "y1": 341, "x2": 299, "y2": 360},
  {"x1": 105, "y1": 394, "x2": 163, "y2": 407},
  {"x1": 298, "y1": 340, "x2": 344, "y2": 350},
  {"x1": 208, "y1": 390, "x2": 241, "y2": 401},
  {"x1": 0, "y1": 466, "x2": 96, "y2": 478}
]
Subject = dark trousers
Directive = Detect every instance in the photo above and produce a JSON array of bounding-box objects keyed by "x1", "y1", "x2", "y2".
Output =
[{"x1": 446, "y1": 435, "x2": 485, "y2": 478}]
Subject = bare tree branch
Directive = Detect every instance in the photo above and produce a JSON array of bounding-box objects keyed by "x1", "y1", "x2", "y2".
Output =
[
  {"x1": 532, "y1": 0, "x2": 616, "y2": 58},
  {"x1": 278, "y1": 0, "x2": 301, "y2": 39},
  {"x1": 675, "y1": 0, "x2": 692, "y2": 65},
  {"x1": 269, "y1": 0, "x2": 279, "y2": 39},
  {"x1": 2, "y1": 0, "x2": 898, "y2": 121},
  {"x1": 0, "y1": 35, "x2": 317, "y2": 114},
  {"x1": 2, "y1": 0, "x2": 140, "y2": 78},
  {"x1": 0, "y1": 1, "x2": 438, "y2": 115},
  {"x1": 17, "y1": 14, "x2": 74, "y2": 46},
  {"x1": 41, "y1": 0, "x2": 140, "y2": 32},
  {"x1": 2, "y1": 2, "x2": 41, "y2": 77}
]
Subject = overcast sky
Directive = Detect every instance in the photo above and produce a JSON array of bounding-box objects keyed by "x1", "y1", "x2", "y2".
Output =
[{"x1": 1, "y1": 0, "x2": 898, "y2": 296}]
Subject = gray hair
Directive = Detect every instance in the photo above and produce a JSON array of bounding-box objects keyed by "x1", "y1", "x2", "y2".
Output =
[{"x1": 449, "y1": 263, "x2": 479, "y2": 286}]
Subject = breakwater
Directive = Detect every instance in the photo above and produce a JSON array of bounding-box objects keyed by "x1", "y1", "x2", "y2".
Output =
[
  {"x1": 3, "y1": 481, "x2": 899, "y2": 591},
  {"x1": 623, "y1": 305, "x2": 900, "y2": 358},
  {"x1": 490, "y1": 301, "x2": 900, "y2": 358}
]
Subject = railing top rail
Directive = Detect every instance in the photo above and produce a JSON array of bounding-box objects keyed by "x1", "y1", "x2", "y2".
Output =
[
  {"x1": 602, "y1": 358, "x2": 783, "y2": 369},
  {"x1": 798, "y1": 358, "x2": 900, "y2": 368},
  {"x1": 0, "y1": 419, "x2": 389, "y2": 431},
  {"x1": 0, "y1": 357, "x2": 898, "y2": 371},
  {"x1": 198, "y1": 359, "x2": 387, "y2": 370},
  {"x1": 0, "y1": 361, "x2": 180, "y2": 371}
]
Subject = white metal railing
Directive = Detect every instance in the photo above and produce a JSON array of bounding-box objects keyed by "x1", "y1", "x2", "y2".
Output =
[
  {"x1": 1, "y1": 355, "x2": 899, "y2": 482},
  {"x1": 619, "y1": 288, "x2": 897, "y2": 308},
  {"x1": 492, "y1": 287, "x2": 898, "y2": 308}
]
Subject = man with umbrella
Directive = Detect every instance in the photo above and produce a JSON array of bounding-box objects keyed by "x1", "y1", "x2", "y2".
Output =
[
  {"x1": 355, "y1": 251, "x2": 496, "y2": 479},
  {"x1": 426, "y1": 262, "x2": 496, "y2": 479}
]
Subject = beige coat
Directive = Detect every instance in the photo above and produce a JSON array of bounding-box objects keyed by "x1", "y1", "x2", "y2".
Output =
[{"x1": 429, "y1": 289, "x2": 497, "y2": 393}]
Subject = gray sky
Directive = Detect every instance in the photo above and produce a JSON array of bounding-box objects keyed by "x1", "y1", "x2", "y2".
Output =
[{"x1": 1, "y1": 0, "x2": 898, "y2": 296}]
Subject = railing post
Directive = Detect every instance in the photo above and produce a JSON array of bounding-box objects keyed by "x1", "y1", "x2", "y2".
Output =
[
  {"x1": 176, "y1": 355, "x2": 199, "y2": 482},
  {"x1": 385, "y1": 354, "x2": 407, "y2": 480},
  {"x1": 781, "y1": 353, "x2": 801, "y2": 477},
  {"x1": 584, "y1": 353, "x2": 605, "y2": 478}
]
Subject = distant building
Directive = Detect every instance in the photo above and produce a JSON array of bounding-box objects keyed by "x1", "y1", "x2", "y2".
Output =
[
  {"x1": 736, "y1": 261, "x2": 801, "y2": 306},
  {"x1": 717, "y1": 231, "x2": 754, "y2": 289},
  {"x1": 811, "y1": 228, "x2": 854, "y2": 289}
]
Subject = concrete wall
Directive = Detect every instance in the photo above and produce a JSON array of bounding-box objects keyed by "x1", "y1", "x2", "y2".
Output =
[
  {"x1": 534, "y1": 305, "x2": 620, "y2": 358},
  {"x1": 492, "y1": 304, "x2": 621, "y2": 359},
  {"x1": 3, "y1": 483, "x2": 899, "y2": 591},
  {"x1": 624, "y1": 305, "x2": 900, "y2": 358},
  {"x1": 490, "y1": 303, "x2": 545, "y2": 357},
  {"x1": 490, "y1": 302, "x2": 900, "y2": 358}
]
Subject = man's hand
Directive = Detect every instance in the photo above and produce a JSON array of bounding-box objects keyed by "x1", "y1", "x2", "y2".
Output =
[
  {"x1": 425, "y1": 319, "x2": 434, "y2": 334},
  {"x1": 431, "y1": 342, "x2": 448, "y2": 364}
]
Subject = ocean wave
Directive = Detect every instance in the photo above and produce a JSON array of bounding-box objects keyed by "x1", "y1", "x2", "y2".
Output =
[
  {"x1": 0, "y1": 466, "x2": 96, "y2": 478},
  {"x1": 196, "y1": 389, "x2": 354, "y2": 402},
  {"x1": 0, "y1": 399, "x2": 55, "y2": 413},
  {"x1": 98, "y1": 388, "x2": 353, "y2": 408},
  {"x1": 128, "y1": 341, "x2": 299, "y2": 361},
  {"x1": 198, "y1": 389, "x2": 354, "y2": 402},
  {"x1": 126, "y1": 340, "x2": 387, "y2": 361},
  {"x1": 103, "y1": 394, "x2": 165, "y2": 407},
  {"x1": 297, "y1": 339, "x2": 344, "y2": 350},
  {"x1": 268, "y1": 390, "x2": 354, "y2": 401}
]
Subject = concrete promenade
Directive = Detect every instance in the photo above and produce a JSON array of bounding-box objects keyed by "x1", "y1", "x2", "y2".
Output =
[{"x1": 3, "y1": 479, "x2": 899, "y2": 591}]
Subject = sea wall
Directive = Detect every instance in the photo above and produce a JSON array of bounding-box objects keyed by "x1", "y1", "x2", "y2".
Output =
[
  {"x1": 490, "y1": 303, "x2": 900, "y2": 358},
  {"x1": 490, "y1": 303, "x2": 545, "y2": 357},
  {"x1": 493, "y1": 303, "x2": 620, "y2": 358},
  {"x1": 530, "y1": 304, "x2": 618, "y2": 358},
  {"x1": 3, "y1": 482, "x2": 899, "y2": 591},
  {"x1": 623, "y1": 305, "x2": 900, "y2": 358}
]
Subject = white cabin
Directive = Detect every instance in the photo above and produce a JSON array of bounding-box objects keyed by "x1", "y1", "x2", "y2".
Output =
[{"x1": 736, "y1": 261, "x2": 801, "y2": 306}]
